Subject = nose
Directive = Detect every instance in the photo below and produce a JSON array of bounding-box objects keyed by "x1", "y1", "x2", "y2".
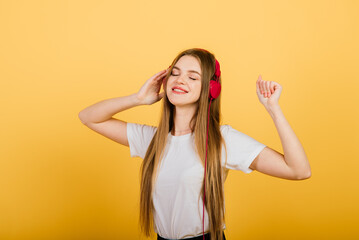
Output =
[{"x1": 175, "y1": 75, "x2": 186, "y2": 85}]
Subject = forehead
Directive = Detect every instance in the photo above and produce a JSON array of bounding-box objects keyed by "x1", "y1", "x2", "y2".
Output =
[{"x1": 173, "y1": 55, "x2": 201, "y2": 75}]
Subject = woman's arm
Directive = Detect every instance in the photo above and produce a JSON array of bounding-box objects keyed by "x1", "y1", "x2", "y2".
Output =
[
  {"x1": 78, "y1": 93, "x2": 143, "y2": 146},
  {"x1": 78, "y1": 68, "x2": 168, "y2": 146},
  {"x1": 251, "y1": 106, "x2": 311, "y2": 180},
  {"x1": 78, "y1": 93, "x2": 142, "y2": 124},
  {"x1": 249, "y1": 75, "x2": 311, "y2": 180},
  {"x1": 79, "y1": 68, "x2": 168, "y2": 124}
]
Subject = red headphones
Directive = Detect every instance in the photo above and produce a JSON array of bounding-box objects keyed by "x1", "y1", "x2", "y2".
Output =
[{"x1": 209, "y1": 59, "x2": 222, "y2": 99}]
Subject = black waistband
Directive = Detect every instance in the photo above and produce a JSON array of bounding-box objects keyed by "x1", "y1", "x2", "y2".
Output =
[{"x1": 157, "y1": 232, "x2": 226, "y2": 240}]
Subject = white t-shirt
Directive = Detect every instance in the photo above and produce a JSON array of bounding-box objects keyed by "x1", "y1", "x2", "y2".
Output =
[{"x1": 127, "y1": 123, "x2": 266, "y2": 239}]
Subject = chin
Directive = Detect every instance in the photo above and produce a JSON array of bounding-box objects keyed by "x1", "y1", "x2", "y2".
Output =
[
  {"x1": 168, "y1": 99, "x2": 186, "y2": 106},
  {"x1": 167, "y1": 92, "x2": 200, "y2": 107},
  {"x1": 168, "y1": 99, "x2": 198, "y2": 108}
]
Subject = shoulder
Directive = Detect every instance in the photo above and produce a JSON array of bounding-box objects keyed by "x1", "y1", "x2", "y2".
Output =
[
  {"x1": 127, "y1": 122, "x2": 157, "y2": 138},
  {"x1": 126, "y1": 123, "x2": 158, "y2": 159},
  {"x1": 220, "y1": 124, "x2": 230, "y2": 134},
  {"x1": 220, "y1": 124, "x2": 261, "y2": 143},
  {"x1": 127, "y1": 122, "x2": 157, "y2": 130},
  {"x1": 220, "y1": 124, "x2": 239, "y2": 137}
]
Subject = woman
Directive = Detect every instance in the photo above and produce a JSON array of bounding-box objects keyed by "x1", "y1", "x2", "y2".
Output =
[{"x1": 78, "y1": 48, "x2": 311, "y2": 240}]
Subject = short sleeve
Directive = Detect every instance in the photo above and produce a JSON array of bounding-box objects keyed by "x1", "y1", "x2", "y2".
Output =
[
  {"x1": 221, "y1": 125, "x2": 266, "y2": 174},
  {"x1": 126, "y1": 122, "x2": 157, "y2": 159}
]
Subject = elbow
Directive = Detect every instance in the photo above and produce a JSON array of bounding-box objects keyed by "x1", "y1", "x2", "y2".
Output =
[
  {"x1": 301, "y1": 172, "x2": 311, "y2": 180},
  {"x1": 295, "y1": 169, "x2": 312, "y2": 180},
  {"x1": 78, "y1": 111, "x2": 88, "y2": 125}
]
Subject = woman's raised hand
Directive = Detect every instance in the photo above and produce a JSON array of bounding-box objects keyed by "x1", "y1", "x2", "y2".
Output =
[
  {"x1": 256, "y1": 74, "x2": 282, "y2": 109},
  {"x1": 136, "y1": 68, "x2": 169, "y2": 105}
]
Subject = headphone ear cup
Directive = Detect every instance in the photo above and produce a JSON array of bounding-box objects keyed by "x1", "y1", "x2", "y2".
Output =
[{"x1": 209, "y1": 80, "x2": 221, "y2": 99}]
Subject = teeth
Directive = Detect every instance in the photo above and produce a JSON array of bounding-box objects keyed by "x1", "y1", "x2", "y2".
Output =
[{"x1": 173, "y1": 89, "x2": 186, "y2": 93}]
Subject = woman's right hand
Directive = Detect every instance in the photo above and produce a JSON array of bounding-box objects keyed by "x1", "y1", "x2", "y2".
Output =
[{"x1": 136, "y1": 68, "x2": 169, "y2": 105}]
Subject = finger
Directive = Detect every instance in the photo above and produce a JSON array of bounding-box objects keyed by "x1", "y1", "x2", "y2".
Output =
[
  {"x1": 260, "y1": 79, "x2": 265, "y2": 96},
  {"x1": 265, "y1": 81, "x2": 270, "y2": 97},
  {"x1": 262, "y1": 80, "x2": 267, "y2": 97},
  {"x1": 161, "y1": 76, "x2": 167, "y2": 85},
  {"x1": 154, "y1": 69, "x2": 167, "y2": 78},
  {"x1": 256, "y1": 78, "x2": 260, "y2": 93},
  {"x1": 157, "y1": 73, "x2": 166, "y2": 82},
  {"x1": 258, "y1": 74, "x2": 263, "y2": 94},
  {"x1": 160, "y1": 69, "x2": 168, "y2": 76},
  {"x1": 257, "y1": 75, "x2": 264, "y2": 95},
  {"x1": 155, "y1": 70, "x2": 168, "y2": 80},
  {"x1": 159, "y1": 69, "x2": 167, "y2": 75},
  {"x1": 267, "y1": 81, "x2": 272, "y2": 97},
  {"x1": 256, "y1": 79, "x2": 263, "y2": 97},
  {"x1": 158, "y1": 91, "x2": 165, "y2": 99},
  {"x1": 269, "y1": 81, "x2": 275, "y2": 94}
]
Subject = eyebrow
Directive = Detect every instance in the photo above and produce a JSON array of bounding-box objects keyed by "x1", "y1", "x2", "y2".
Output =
[{"x1": 172, "y1": 66, "x2": 201, "y2": 76}]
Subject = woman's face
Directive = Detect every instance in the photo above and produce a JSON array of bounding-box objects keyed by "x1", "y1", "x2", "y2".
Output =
[{"x1": 166, "y1": 55, "x2": 202, "y2": 108}]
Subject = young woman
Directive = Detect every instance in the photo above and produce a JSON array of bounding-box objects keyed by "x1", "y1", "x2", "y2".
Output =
[{"x1": 78, "y1": 48, "x2": 311, "y2": 240}]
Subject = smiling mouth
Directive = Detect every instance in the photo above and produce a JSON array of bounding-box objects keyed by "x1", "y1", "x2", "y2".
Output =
[{"x1": 172, "y1": 88, "x2": 188, "y2": 94}]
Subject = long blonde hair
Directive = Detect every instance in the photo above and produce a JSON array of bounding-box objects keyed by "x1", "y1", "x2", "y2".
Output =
[{"x1": 139, "y1": 48, "x2": 227, "y2": 240}]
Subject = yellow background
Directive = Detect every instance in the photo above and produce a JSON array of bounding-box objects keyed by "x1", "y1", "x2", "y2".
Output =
[{"x1": 1, "y1": 0, "x2": 358, "y2": 239}]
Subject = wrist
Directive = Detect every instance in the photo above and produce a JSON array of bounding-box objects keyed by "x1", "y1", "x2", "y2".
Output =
[
  {"x1": 266, "y1": 104, "x2": 282, "y2": 117},
  {"x1": 131, "y1": 92, "x2": 145, "y2": 106}
]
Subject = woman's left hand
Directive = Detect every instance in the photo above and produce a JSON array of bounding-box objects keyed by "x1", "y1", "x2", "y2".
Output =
[{"x1": 256, "y1": 74, "x2": 282, "y2": 109}]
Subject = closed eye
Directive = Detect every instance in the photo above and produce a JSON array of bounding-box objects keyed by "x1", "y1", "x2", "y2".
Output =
[{"x1": 170, "y1": 72, "x2": 197, "y2": 80}]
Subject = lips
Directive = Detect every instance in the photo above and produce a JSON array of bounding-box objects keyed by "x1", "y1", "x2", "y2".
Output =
[{"x1": 172, "y1": 86, "x2": 188, "y2": 93}]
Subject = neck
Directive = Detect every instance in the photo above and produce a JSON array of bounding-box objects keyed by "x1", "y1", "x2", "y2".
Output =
[{"x1": 171, "y1": 105, "x2": 197, "y2": 136}]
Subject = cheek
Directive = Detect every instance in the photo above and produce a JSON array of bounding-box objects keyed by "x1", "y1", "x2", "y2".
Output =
[
  {"x1": 190, "y1": 84, "x2": 202, "y2": 100},
  {"x1": 194, "y1": 83, "x2": 202, "y2": 94},
  {"x1": 166, "y1": 84, "x2": 171, "y2": 93},
  {"x1": 166, "y1": 78, "x2": 175, "y2": 91}
]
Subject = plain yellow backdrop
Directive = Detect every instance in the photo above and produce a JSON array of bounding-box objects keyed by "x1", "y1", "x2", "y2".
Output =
[{"x1": 0, "y1": 0, "x2": 358, "y2": 239}]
